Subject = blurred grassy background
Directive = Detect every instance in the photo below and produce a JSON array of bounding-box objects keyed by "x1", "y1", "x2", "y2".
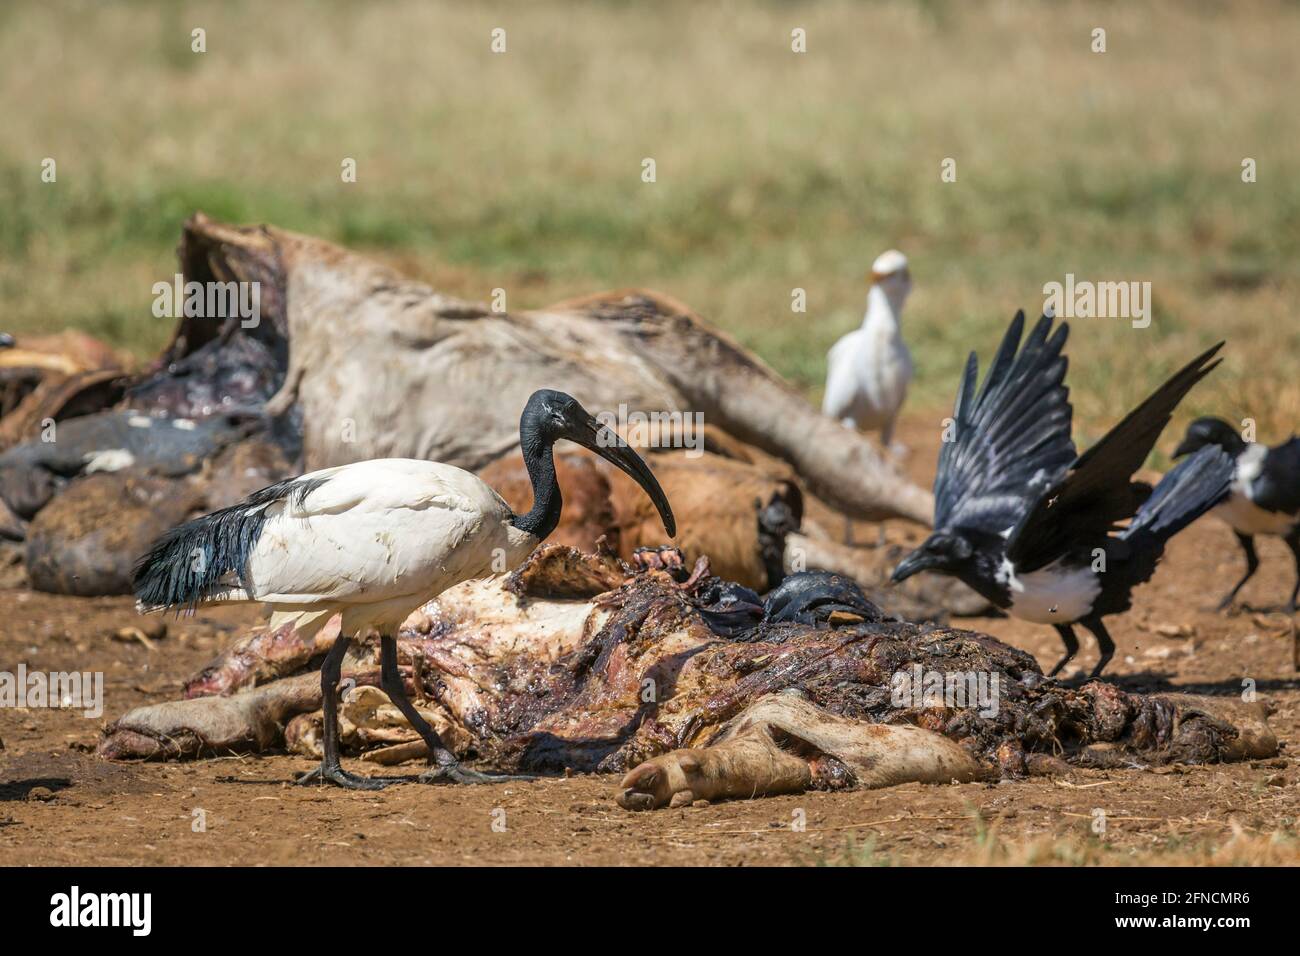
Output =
[{"x1": 2, "y1": 0, "x2": 1298, "y2": 452}]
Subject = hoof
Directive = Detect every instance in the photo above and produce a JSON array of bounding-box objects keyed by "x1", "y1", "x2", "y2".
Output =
[{"x1": 617, "y1": 751, "x2": 703, "y2": 811}]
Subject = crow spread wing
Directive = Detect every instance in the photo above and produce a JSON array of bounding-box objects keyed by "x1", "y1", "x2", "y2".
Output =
[
  {"x1": 1006, "y1": 342, "x2": 1224, "y2": 572},
  {"x1": 933, "y1": 311, "x2": 1077, "y2": 538}
]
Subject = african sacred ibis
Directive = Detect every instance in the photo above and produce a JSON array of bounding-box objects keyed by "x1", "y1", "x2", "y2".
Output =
[{"x1": 133, "y1": 389, "x2": 676, "y2": 789}]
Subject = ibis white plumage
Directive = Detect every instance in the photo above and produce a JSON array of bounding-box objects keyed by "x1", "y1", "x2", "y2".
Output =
[
  {"x1": 133, "y1": 389, "x2": 676, "y2": 789},
  {"x1": 822, "y1": 249, "x2": 913, "y2": 452}
]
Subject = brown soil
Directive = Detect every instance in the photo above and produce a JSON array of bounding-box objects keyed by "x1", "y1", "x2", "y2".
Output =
[{"x1": 2, "y1": 413, "x2": 1298, "y2": 866}]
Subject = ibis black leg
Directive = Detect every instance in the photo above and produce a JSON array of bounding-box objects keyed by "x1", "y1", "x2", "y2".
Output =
[
  {"x1": 378, "y1": 635, "x2": 533, "y2": 785},
  {"x1": 1284, "y1": 530, "x2": 1300, "y2": 614},
  {"x1": 1048, "y1": 624, "x2": 1078, "y2": 678},
  {"x1": 1216, "y1": 533, "x2": 1259, "y2": 612},
  {"x1": 1083, "y1": 618, "x2": 1115, "y2": 679},
  {"x1": 295, "y1": 634, "x2": 394, "y2": 790}
]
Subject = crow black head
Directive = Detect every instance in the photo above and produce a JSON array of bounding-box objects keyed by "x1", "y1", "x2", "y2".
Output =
[
  {"x1": 891, "y1": 531, "x2": 975, "y2": 583},
  {"x1": 1173, "y1": 416, "x2": 1245, "y2": 459}
]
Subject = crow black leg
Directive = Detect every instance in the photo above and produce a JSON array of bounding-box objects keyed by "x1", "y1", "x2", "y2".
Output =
[
  {"x1": 378, "y1": 635, "x2": 533, "y2": 785},
  {"x1": 295, "y1": 634, "x2": 393, "y2": 790},
  {"x1": 1216, "y1": 533, "x2": 1259, "y2": 612},
  {"x1": 1048, "y1": 624, "x2": 1079, "y2": 677},
  {"x1": 1284, "y1": 529, "x2": 1300, "y2": 614},
  {"x1": 1082, "y1": 618, "x2": 1116, "y2": 679}
]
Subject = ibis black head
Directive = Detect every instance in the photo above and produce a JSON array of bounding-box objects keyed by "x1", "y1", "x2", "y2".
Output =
[
  {"x1": 1173, "y1": 416, "x2": 1245, "y2": 459},
  {"x1": 891, "y1": 531, "x2": 974, "y2": 584},
  {"x1": 521, "y1": 389, "x2": 676, "y2": 538}
]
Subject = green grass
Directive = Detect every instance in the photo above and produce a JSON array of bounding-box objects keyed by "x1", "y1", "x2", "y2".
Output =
[{"x1": 3, "y1": 0, "x2": 1299, "y2": 436}]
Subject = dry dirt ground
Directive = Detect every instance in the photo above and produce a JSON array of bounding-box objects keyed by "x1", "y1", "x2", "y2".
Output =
[{"x1": 1, "y1": 414, "x2": 1298, "y2": 866}]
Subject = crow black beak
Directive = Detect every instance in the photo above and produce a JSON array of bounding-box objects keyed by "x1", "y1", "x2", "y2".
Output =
[
  {"x1": 889, "y1": 554, "x2": 920, "y2": 582},
  {"x1": 890, "y1": 550, "x2": 932, "y2": 584},
  {"x1": 568, "y1": 411, "x2": 676, "y2": 538},
  {"x1": 1171, "y1": 439, "x2": 1194, "y2": 459}
]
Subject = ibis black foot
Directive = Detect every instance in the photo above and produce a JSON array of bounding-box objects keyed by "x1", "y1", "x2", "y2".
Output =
[
  {"x1": 418, "y1": 762, "x2": 535, "y2": 786},
  {"x1": 295, "y1": 762, "x2": 399, "y2": 790}
]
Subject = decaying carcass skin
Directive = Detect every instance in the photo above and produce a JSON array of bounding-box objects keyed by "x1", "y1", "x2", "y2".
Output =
[
  {"x1": 96, "y1": 672, "x2": 321, "y2": 761},
  {"x1": 1, "y1": 215, "x2": 944, "y2": 598},
  {"x1": 155, "y1": 214, "x2": 932, "y2": 525},
  {"x1": 98, "y1": 546, "x2": 1279, "y2": 810},
  {"x1": 0, "y1": 332, "x2": 130, "y2": 449}
]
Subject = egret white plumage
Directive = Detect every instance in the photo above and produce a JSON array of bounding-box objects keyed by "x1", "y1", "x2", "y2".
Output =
[
  {"x1": 133, "y1": 389, "x2": 676, "y2": 789},
  {"x1": 822, "y1": 249, "x2": 913, "y2": 543},
  {"x1": 822, "y1": 249, "x2": 913, "y2": 452}
]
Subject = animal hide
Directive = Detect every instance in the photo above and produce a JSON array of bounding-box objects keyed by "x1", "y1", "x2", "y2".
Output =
[{"x1": 98, "y1": 546, "x2": 1278, "y2": 810}]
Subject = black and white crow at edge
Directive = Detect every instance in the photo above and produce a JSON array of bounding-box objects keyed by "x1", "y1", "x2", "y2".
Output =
[
  {"x1": 892, "y1": 312, "x2": 1233, "y2": 679},
  {"x1": 1173, "y1": 418, "x2": 1300, "y2": 612}
]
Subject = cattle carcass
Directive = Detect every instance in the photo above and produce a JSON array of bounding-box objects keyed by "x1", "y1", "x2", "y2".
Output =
[
  {"x1": 0, "y1": 213, "x2": 944, "y2": 600},
  {"x1": 98, "y1": 546, "x2": 1278, "y2": 810}
]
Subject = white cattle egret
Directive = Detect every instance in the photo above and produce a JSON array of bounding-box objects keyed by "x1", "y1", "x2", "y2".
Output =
[
  {"x1": 133, "y1": 389, "x2": 676, "y2": 789},
  {"x1": 822, "y1": 249, "x2": 913, "y2": 450},
  {"x1": 822, "y1": 249, "x2": 913, "y2": 543}
]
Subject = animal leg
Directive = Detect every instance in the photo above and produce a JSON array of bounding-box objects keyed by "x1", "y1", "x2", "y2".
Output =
[
  {"x1": 1284, "y1": 530, "x2": 1300, "y2": 615},
  {"x1": 377, "y1": 635, "x2": 532, "y2": 785},
  {"x1": 296, "y1": 635, "x2": 393, "y2": 790},
  {"x1": 1083, "y1": 618, "x2": 1115, "y2": 679},
  {"x1": 1048, "y1": 624, "x2": 1079, "y2": 677},
  {"x1": 1216, "y1": 533, "x2": 1259, "y2": 612},
  {"x1": 882, "y1": 417, "x2": 907, "y2": 460},
  {"x1": 618, "y1": 720, "x2": 814, "y2": 810},
  {"x1": 617, "y1": 694, "x2": 985, "y2": 810}
]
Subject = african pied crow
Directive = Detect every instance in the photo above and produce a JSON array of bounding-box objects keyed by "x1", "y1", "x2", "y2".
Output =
[
  {"x1": 892, "y1": 312, "x2": 1232, "y2": 678},
  {"x1": 1173, "y1": 417, "x2": 1300, "y2": 612}
]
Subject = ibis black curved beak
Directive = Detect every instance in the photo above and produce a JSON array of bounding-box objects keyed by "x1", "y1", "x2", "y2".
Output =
[
  {"x1": 570, "y1": 413, "x2": 676, "y2": 538},
  {"x1": 890, "y1": 550, "x2": 931, "y2": 584}
]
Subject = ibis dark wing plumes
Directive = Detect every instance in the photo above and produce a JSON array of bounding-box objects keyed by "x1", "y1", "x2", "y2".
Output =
[
  {"x1": 933, "y1": 311, "x2": 1076, "y2": 536},
  {"x1": 132, "y1": 476, "x2": 330, "y2": 612},
  {"x1": 1007, "y1": 342, "x2": 1224, "y2": 572}
]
